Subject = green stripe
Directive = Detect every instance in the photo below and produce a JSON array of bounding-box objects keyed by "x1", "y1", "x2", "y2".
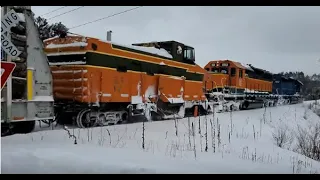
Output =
[
  {"x1": 86, "y1": 52, "x2": 203, "y2": 82},
  {"x1": 47, "y1": 52, "x2": 204, "y2": 81},
  {"x1": 112, "y1": 44, "x2": 172, "y2": 60}
]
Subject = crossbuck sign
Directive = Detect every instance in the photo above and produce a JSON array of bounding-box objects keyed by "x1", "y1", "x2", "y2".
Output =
[
  {"x1": 1, "y1": 8, "x2": 22, "y2": 89},
  {"x1": 1, "y1": 9, "x2": 23, "y2": 58}
]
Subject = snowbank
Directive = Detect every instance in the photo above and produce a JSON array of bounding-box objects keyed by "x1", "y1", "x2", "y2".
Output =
[
  {"x1": 2, "y1": 143, "x2": 191, "y2": 174},
  {"x1": 2, "y1": 103, "x2": 320, "y2": 174},
  {"x1": 1, "y1": 143, "x2": 310, "y2": 174}
]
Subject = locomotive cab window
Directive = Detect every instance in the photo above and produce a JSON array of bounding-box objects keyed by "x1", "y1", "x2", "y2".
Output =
[
  {"x1": 220, "y1": 68, "x2": 228, "y2": 74},
  {"x1": 212, "y1": 68, "x2": 219, "y2": 73},
  {"x1": 239, "y1": 69, "x2": 243, "y2": 78},
  {"x1": 231, "y1": 68, "x2": 236, "y2": 77},
  {"x1": 183, "y1": 46, "x2": 195, "y2": 63}
]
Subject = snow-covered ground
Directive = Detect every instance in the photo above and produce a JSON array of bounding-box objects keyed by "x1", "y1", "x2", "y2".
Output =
[{"x1": 1, "y1": 101, "x2": 320, "y2": 174}]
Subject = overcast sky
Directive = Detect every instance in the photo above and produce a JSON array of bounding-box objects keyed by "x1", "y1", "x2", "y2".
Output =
[{"x1": 32, "y1": 6, "x2": 320, "y2": 75}]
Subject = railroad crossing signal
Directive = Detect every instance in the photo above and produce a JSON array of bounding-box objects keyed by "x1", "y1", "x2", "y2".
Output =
[{"x1": 1, "y1": 61, "x2": 16, "y2": 90}]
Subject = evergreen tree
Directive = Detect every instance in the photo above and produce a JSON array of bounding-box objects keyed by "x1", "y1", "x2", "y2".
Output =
[{"x1": 34, "y1": 16, "x2": 68, "y2": 41}]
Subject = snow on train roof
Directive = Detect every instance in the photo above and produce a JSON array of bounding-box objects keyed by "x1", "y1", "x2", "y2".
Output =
[
  {"x1": 289, "y1": 77, "x2": 304, "y2": 85},
  {"x1": 44, "y1": 35, "x2": 173, "y2": 59},
  {"x1": 102, "y1": 40, "x2": 173, "y2": 59},
  {"x1": 43, "y1": 36, "x2": 60, "y2": 42},
  {"x1": 248, "y1": 64, "x2": 273, "y2": 75},
  {"x1": 46, "y1": 42, "x2": 88, "y2": 49},
  {"x1": 43, "y1": 34, "x2": 80, "y2": 42},
  {"x1": 236, "y1": 62, "x2": 254, "y2": 71},
  {"x1": 243, "y1": 64, "x2": 254, "y2": 71},
  {"x1": 296, "y1": 80, "x2": 303, "y2": 85}
]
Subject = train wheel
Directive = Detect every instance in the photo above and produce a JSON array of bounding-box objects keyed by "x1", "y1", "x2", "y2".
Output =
[
  {"x1": 263, "y1": 102, "x2": 267, "y2": 108},
  {"x1": 230, "y1": 104, "x2": 234, "y2": 111},
  {"x1": 127, "y1": 106, "x2": 133, "y2": 123},
  {"x1": 239, "y1": 102, "x2": 244, "y2": 110},
  {"x1": 121, "y1": 112, "x2": 128, "y2": 123},
  {"x1": 76, "y1": 109, "x2": 97, "y2": 128},
  {"x1": 286, "y1": 99, "x2": 290, "y2": 104},
  {"x1": 246, "y1": 101, "x2": 250, "y2": 109}
]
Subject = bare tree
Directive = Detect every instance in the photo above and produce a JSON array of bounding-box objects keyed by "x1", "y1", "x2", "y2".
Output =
[
  {"x1": 142, "y1": 119, "x2": 145, "y2": 150},
  {"x1": 188, "y1": 117, "x2": 192, "y2": 149},
  {"x1": 192, "y1": 122, "x2": 197, "y2": 159},
  {"x1": 205, "y1": 115, "x2": 208, "y2": 152},
  {"x1": 174, "y1": 114, "x2": 178, "y2": 137},
  {"x1": 63, "y1": 126, "x2": 77, "y2": 144},
  {"x1": 272, "y1": 124, "x2": 293, "y2": 149},
  {"x1": 295, "y1": 124, "x2": 320, "y2": 161}
]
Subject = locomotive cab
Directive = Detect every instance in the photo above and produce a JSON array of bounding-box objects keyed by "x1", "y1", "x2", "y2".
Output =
[
  {"x1": 132, "y1": 41, "x2": 195, "y2": 64},
  {"x1": 203, "y1": 60, "x2": 247, "y2": 94}
]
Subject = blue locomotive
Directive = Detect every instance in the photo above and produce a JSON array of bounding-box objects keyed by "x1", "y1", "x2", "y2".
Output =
[{"x1": 272, "y1": 74, "x2": 303, "y2": 104}]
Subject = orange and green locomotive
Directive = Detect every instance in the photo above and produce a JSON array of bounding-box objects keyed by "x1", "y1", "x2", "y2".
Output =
[
  {"x1": 203, "y1": 59, "x2": 302, "y2": 111},
  {"x1": 44, "y1": 35, "x2": 213, "y2": 127}
]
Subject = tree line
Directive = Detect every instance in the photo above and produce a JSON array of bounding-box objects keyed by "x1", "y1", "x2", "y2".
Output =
[{"x1": 279, "y1": 71, "x2": 320, "y2": 100}]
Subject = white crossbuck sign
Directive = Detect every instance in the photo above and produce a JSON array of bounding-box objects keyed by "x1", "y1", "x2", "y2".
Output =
[{"x1": 1, "y1": 9, "x2": 23, "y2": 58}]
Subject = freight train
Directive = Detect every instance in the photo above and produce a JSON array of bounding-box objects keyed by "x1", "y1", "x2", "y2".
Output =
[
  {"x1": 1, "y1": 6, "x2": 303, "y2": 135},
  {"x1": 43, "y1": 34, "x2": 303, "y2": 128}
]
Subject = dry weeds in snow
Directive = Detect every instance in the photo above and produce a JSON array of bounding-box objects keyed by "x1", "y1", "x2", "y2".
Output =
[
  {"x1": 272, "y1": 123, "x2": 293, "y2": 149},
  {"x1": 22, "y1": 102, "x2": 320, "y2": 174}
]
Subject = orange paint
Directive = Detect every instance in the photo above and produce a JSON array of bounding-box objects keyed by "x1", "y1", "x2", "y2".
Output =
[
  {"x1": 193, "y1": 106, "x2": 198, "y2": 117},
  {"x1": 13, "y1": 117, "x2": 25, "y2": 120},
  {"x1": 46, "y1": 36, "x2": 207, "y2": 105},
  {"x1": 203, "y1": 60, "x2": 272, "y2": 93}
]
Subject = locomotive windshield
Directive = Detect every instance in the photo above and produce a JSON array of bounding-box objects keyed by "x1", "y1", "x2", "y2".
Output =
[
  {"x1": 183, "y1": 46, "x2": 195, "y2": 62},
  {"x1": 210, "y1": 67, "x2": 228, "y2": 74}
]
